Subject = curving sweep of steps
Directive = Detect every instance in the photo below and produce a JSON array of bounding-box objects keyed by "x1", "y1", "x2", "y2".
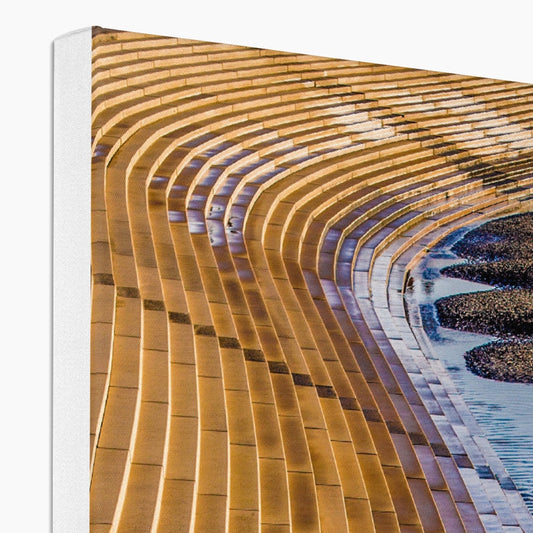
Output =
[{"x1": 90, "y1": 27, "x2": 533, "y2": 532}]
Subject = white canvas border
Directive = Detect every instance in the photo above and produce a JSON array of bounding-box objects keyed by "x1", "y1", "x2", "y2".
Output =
[{"x1": 53, "y1": 27, "x2": 92, "y2": 533}]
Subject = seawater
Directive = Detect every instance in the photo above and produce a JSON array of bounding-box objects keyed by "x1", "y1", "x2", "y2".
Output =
[{"x1": 407, "y1": 227, "x2": 533, "y2": 513}]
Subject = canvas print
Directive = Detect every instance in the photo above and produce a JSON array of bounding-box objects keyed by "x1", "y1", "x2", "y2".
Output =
[{"x1": 88, "y1": 26, "x2": 533, "y2": 531}]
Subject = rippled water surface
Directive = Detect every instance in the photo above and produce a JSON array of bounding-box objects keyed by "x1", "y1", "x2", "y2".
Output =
[{"x1": 407, "y1": 227, "x2": 533, "y2": 513}]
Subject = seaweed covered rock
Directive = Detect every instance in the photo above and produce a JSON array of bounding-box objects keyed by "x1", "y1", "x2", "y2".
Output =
[
  {"x1": 465, "y1": 339, "x2": 533, "y2": 383},
  {"x1": 441, "y1": 212, "x2": 533, "y2": 288},
  {"x1": 451, "y1": 212, "x2": 533, "y2": 263},
  {"x1": 441, "y1": 259, "x2": 533, "y2": 289},
  {"x1": 435, "y1": 288, "x2": 533, "y2": 337}
]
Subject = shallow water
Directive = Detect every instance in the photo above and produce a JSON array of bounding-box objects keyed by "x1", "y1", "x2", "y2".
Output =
[{"x1": 407, "y1": 227, "x2": 533, "y2": 513}]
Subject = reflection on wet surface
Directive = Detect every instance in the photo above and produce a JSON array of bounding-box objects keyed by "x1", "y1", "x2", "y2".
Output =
[
  {"x1": 407, "y1": 227, "x2": 533, "y2": 512},
  {"x1": 168, "y1": 210, "x2": 186, "y2": 223}
]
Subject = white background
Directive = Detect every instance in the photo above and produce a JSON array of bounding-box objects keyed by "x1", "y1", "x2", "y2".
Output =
[{"x1": 1, "y1": 0, "x2": 532, "y2": 530}]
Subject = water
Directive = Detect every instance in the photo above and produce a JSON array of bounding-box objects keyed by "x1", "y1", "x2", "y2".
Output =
[{"x1": 407, "y1": 228, "x2": 533, "y2": 513}]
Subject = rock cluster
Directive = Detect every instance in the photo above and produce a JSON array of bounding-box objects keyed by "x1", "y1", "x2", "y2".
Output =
[
  {"x1": 436, "y1": 288, "x2": 533, "y2": 337},
  {"x1": 451, "y1": 212, "x2": 533, "y2": 263},
  {"x1": 435, "y1": 212, "x2": 533, "y2": 382},
  {"x1": 441, "y1": 259, "x2": 533, "y2": 289},
  {"x1": 464, "y1": 339, "x2": 533, "y2": 383}
]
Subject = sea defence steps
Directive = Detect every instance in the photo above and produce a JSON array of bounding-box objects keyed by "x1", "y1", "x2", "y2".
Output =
[{"x1": 90, "y1": 27, "x2": 533, "y2": 532}]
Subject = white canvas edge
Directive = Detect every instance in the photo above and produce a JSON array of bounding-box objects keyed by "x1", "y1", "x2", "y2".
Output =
[{"x1": 53, "y1": 27, "x2": 92, "y2": 533}]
